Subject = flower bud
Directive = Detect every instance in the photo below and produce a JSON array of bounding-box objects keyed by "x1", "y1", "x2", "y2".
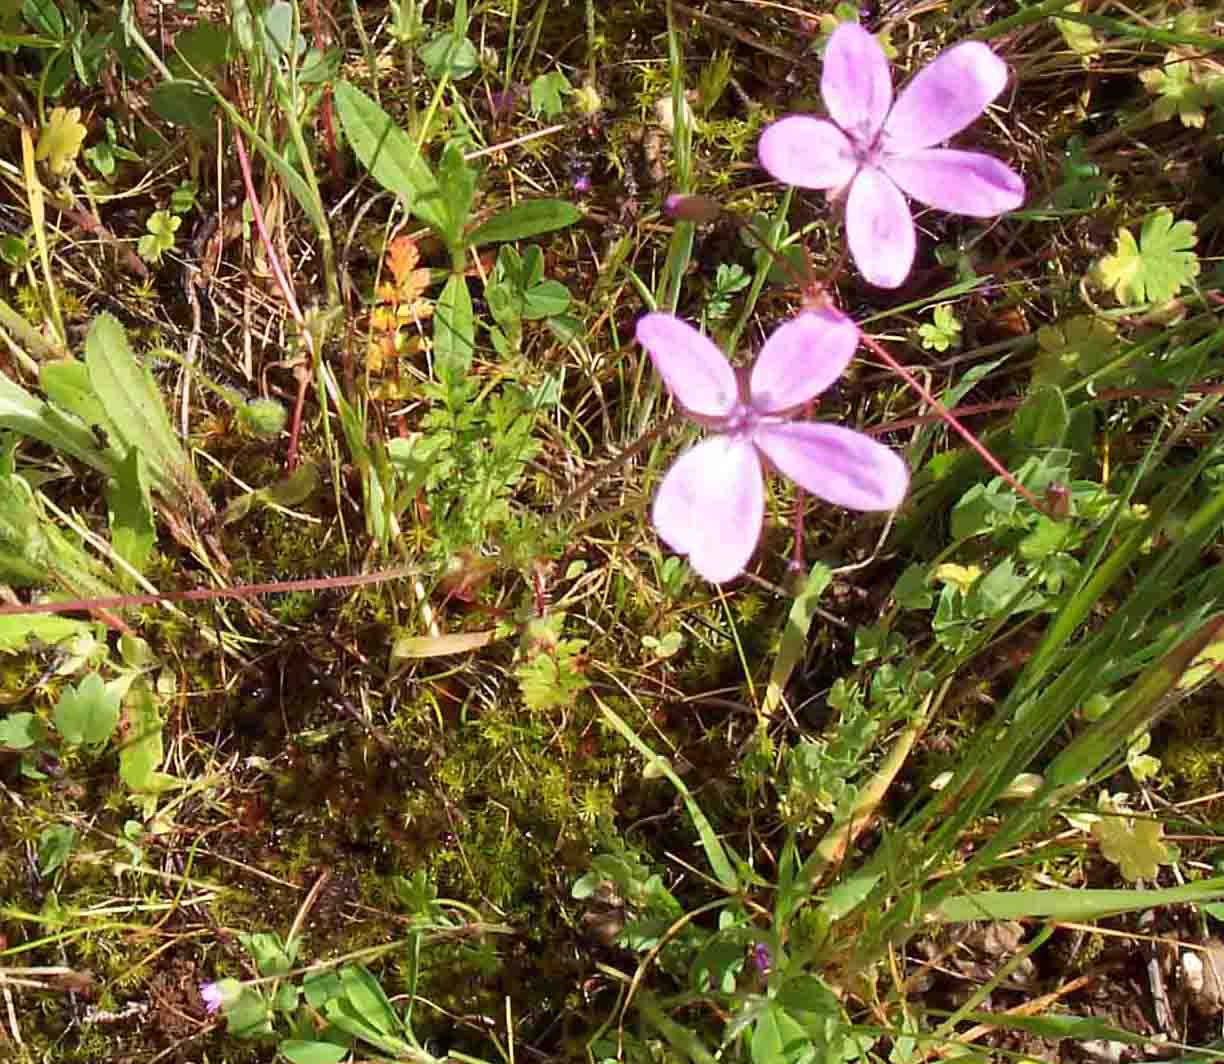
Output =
[{"x1": 663, "y1": 193, "x2": 722, "y2": 224}]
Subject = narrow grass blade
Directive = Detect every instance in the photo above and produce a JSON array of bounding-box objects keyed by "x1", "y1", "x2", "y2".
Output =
[
  {"x1": 936, "y1": 877, "x2": 1224, "y2": 922},
  {"x1": 594, "y1": 693, "x2": 740, "y2": 893}
]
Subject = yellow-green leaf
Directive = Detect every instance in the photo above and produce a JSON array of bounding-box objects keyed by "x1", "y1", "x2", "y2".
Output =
[
  {"x1": 36, "y1": 106, "x2": 88, "y2": 176},
  {"x1": 1094, "y1": 209, "x2": 1199, "y2": 305}
]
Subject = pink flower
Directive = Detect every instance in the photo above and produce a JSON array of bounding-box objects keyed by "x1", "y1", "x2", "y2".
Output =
[
  {"x1": 758, "y1": 23, "x2": 1024, "y2": 289},
  {"x1": 199, "y1": 981, "x2": 224, "y2": 1014},
  {"x1": 637, "y1": 310, "x2": 909, "y2": 583}
]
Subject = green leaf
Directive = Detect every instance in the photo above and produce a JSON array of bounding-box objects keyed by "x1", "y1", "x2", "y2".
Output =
[
  {"x1": 1012, "y1": 385, "x2": 1069, "y2": 450},
  {"x1": 0, "y1": 614, "x2": 92, "y2": 653},
  {"x1": 1033, "y1": 315, "x2": 1117, "y2": 387},
  {"x1": 84, "y1": 314, "x2": 208, "y2": 517},
  {"x1": 279, "y1": 1042, "x2": 348, "y2": 1064},
  {"x1": 35, "y1": 106, "x2": 87, "y2": 175},
  {"x1": 522, "y1": 279, "x2": 570, "y2": 320},
  {"x1": 118, "y1": 677, "x2": 177, "y2": 795},
  {"x1": 37, "y1": 823, "x2": 75, "y2": 876},
  {"x1": 418, "y1": 30, "x2": 478, "y2": 80},
  {"x1": 333, "y1": 80, "x2": 445, "y2": 234},
  {"x1": 1093, "y1": 809, "x2": 1172, "y2": 882},
  {"x1": 763, "y1": 564, "x2": 833, "y2": 718},
  {"x1": 1054, "y1": 1, "x2": 1102, "y2": 57},
  {"x1": 467, "y1": 199, "x2": 582, "y2": 246},
  {"x1": 935, "y1": 876, "x2": 1224, "y2": 922},
  {"x1": 529, "y1": 70, "x2": 571, "y2": 117},
  {"x1": 223, "y1": 981, "x2": 274, "y2": 1039},
  {"x1": 1140, "y1": 50, "x2": 1209, "y2": 127},
  {"x1": 0, "y1": 711, "x2": 44, "y2": 750},
  {"x1": 435, "y1": 141, "x2": 477, "y2": 254},
  {"x1": 106, "y1": 444, "x2": 156, "y2": 575},
  {"x1": 751, "y1": 1002, "x2": 809, "y2": 1064},
  {"x1": 54, "y1": 672, "x2": 120, "y2": 750},
  {"x1": 239, "y1": 931, "x2": 298, "y2": 976},
  {"x1": 1095, "y1": 208, "x2": 1199, "y2": 304},
  {"x1": 172, "y1": 21, "x2": 232, "y2": 71},
  {"x1": 774, "y1": 975, "x2": 841, "y2": 1016},
  {"x1": 261, "y1": 0, "x2": 305, "y2": 62},
  {"x1": 339, "y1": 966, "x2": 398, "y2": 1034},
  {"x1": 137, "y1": 210, "x2": 181, "y2": 265},
  {"x1": 433, "y1": 273, "x2": 475, "y2": 384},
  {"x1": 916, "y1": 304, "x2": 962, "y2": 352},
  {"x1": 149, "y1": 80, "x2": 216, "y2": 131}
]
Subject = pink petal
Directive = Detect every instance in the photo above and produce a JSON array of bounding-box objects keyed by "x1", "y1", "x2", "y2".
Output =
[
  {"x1": 845, "y1": 168, "x2": 915, "y2": 289},
  {"x1": 881, "y1": 149, "x2": 1024, "y2": 217},
  {"x1": 758, "y1": 116, "x2": 857, "y2": 190},
  {"x1": 749, "y1": 309, "x2": 860, "y2": 414},
  {"x1": 822, "y1": 23, "x2": 893, "y2": 144},
  {"x1": 753, "y1": 423, "x2": 909, "y2": 511},
  {"x1": 636, "y1": 314, "x2": 737, "y2": 419},
  {"x1": 882, "y1": 42, "x2": 1009, "y2": 151},
  {"x1": 652, "y1": 436, "x2": 763, "y2": 583}
]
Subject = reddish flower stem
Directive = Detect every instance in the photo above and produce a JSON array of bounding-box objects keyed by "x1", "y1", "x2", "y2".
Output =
[
  {"x1": 857, "y1": 332, "x2": 1046, "y2": 513},
  {"x1": 0, "y1": 568, "x2": 415, "y2": 619},
  {"x1": 232, "y1": 130, "x2": 314, "y2": 472}
]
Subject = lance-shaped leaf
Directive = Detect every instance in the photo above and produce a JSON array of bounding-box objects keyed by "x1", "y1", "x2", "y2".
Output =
[
  {"x1": 84, "y1": 314, "x2": 212, "y2": 519},
  {"x1": 333, "y1": 80, "x2": 446, "y2": 235}
]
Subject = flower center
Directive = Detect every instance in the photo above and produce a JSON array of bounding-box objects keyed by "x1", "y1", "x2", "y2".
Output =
[
  {"x1": 852, "y1": 127, "x2": 884, "y2": 168},
  {"x1": 722, "y1": 403, "x2": 757, "y2": 437}
]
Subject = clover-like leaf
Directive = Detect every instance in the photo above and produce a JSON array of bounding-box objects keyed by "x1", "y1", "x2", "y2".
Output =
[
  {"x1": 1141, "y1": 50, "x2": 1210, "y2": 127},
  {"x1": 137, "y1": 210, "x2": 181, "y2": 265},
  {"x1": 917, "y1": 305, "x2": 962, "y2": 353},
  {"x1": 1094, "y1": 208, "x2": 1199, "y2": 305},
  {"x1": 1092, "y1": 806, "x2": 1172, "y2": 882},
  {"x1": 36, "y1": 106, "x2": 88, "y2": 176}
]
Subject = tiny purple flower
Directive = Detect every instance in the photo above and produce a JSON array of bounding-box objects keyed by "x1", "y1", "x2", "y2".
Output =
[
  {"x1": 573, "y1": 174, "x2": 593, "y2": 194},
  {"x1": 199, "y1": 981, "x2": 224, "y2": 1014},
  {"x1": 750, "y1": 942, "x2": 772, "y2": 975},
  {"x1": 758, "y1": 24, "x2": 1024, "y2": 289},
  {"x1": 637, "y1": 310, "x2": 908, "y2": 583}
]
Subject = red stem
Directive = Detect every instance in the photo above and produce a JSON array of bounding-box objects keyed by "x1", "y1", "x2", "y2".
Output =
[
  {"x1": 232, "y1": 130, "x2": 313, "y2": 472},
  {"x1": 857, "y1": 331, "x2": 1046, "y2": 514},
  {"x1": 0, "y1": 568, "x2": 415, "y2": 619}
]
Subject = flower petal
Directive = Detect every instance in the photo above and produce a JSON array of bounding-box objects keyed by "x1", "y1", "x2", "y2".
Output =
[
  {"x1": 822, "y1": 22, "x2": 893, "y2": 144},
  {"x1": 881, "y1": 149, "x2": 1024, "y2": 217},
  {"x1": 636, "y1": 313, "x2": 737, "y2": 419},
  {"x1": 845, "y1": 168, "x2": 915, "y2": 289},
  {"x1": 882, "y1": 42, "x2": 1009, "y2": 151},
  {"x1": 754, "y1": 422, "x2": 909, "y2": 511},
  {"x1": 652, "y1": 436, "x2": 763, "y2": 583},
  {"x1": 749, "y1": 309, "x2": 860, "y2": 414},
  {"x1": 758, "y1": 116, "x2": 858, "y2": 190}
]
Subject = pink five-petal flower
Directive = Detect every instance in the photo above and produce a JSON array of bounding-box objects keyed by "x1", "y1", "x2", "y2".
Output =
[
  {"x1": 758, "y1": 23, "x2": 1025, "y2": 289},
  {"x1": 636, "y1": 310, "x2": 909, "y2": 583}
]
